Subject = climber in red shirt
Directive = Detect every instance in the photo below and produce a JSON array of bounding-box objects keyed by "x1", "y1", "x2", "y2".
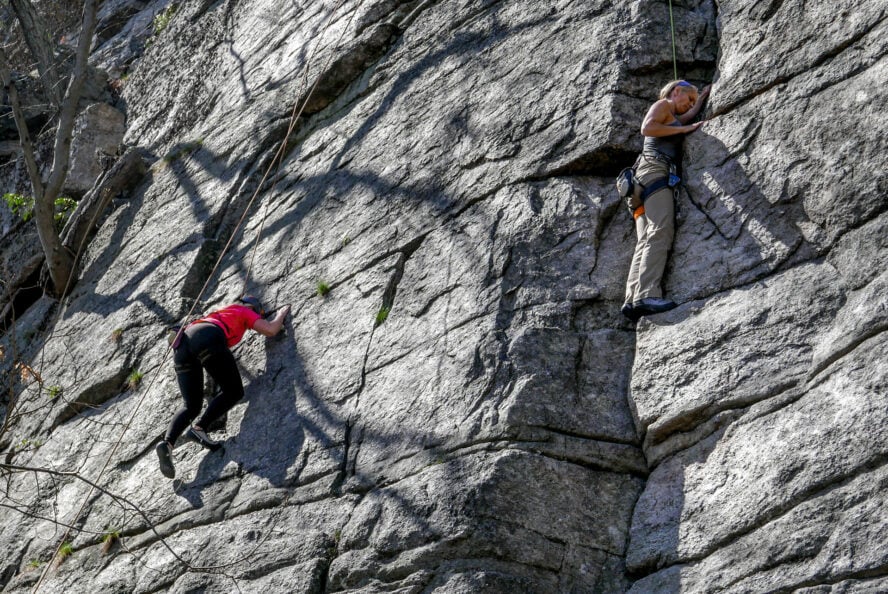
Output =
[{"x1": 156, "y1": 296, "x2": 290, "y2": 479}]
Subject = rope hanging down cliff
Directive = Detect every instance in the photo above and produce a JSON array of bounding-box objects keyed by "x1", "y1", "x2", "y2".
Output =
[
  {"x1": 668, "y1": 0, "x2": 678, "y2": 80},
  {"x1": 29, "y1": 1, "x2": 358, "y2": 590}
]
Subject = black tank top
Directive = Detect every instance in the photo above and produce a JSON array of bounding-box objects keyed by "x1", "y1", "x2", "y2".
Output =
[{"x1": 643, "y1": 119, "x2": 684, "y2": 163}]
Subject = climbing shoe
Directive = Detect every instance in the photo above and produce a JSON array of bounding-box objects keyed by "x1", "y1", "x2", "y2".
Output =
[
  {"x1": 185, "y1": 427, "x2": 223, "y2": 451},
  {"x1": 621, "y1": 302, "x2": 641, "y2": 322},
  {"x1": 205, "y1": 412, "x2": 227, "y2": 433},
  {"x1": 633, "y1": 297, "x2": 677, "y2": 317},
  {"x1": 156, "y1": 441, "x2": 175, "y2": 479}
]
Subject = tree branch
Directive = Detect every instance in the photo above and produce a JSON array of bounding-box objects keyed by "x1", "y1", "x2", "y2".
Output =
[
  {"x1": 8, "y1": 0, "x2": 63, "y2": 108},
  {"x1": 19, "y1": 0, "x2": 98, "y2": 296},
  {"x1": 44, "y1": 0, "x2": 97, "y2": 200},
  {"x1": 0, "y1": 44, "x2": 45, "y2": 200}
]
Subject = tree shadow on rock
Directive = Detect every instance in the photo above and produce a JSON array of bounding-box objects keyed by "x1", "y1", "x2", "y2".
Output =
[
  {"x1": 664, "y1": 125, "x2": 818, "y2": 308},
  {"x1": 228, "y1": 317, "x2": 306, "y2": 488},
  {"x1": 173, "y1": 316, "x2": 304, "y2": 510},
  {"x1": 626, "y1": 123, "x2": 822, "y2": 589}
]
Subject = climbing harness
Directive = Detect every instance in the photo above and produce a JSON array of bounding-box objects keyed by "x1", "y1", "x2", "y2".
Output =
[{"x1": 617, "y1": 151, "x2": 680, "y2": 219}]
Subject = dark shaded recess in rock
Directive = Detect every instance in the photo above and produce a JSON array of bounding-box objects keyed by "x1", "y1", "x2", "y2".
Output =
[
  {"x1": 317, "y1": 549, "x2": 335, "y2": 594},
  {"x1": 544, "y1": 145, "x2": 639, "y2": 179},
  {"x1": 379, "y1": 233, "x2": 426, "y2": 317},
  {"x1": 179, "y1": 237, "x2": 223, "y2": 307},
  {"x1": 0, "y1": 543, "x2": 28, "y2": 590},
  {"x1": 177, "y1": 171, "x2": 259, "y2": 309},
  {"x1": 0, "y1": 257, "x2": 43, "y2": 333},
  {"x1": 51, "y1": 365, "x2": 133, "y2": 429},
  {"x1": 0, "y1": 72, "x2": 51, "y2": 140},
  {"x1": 301, "y1": 22, "x2": 402, "y2": 116},
  {"x1": 332, "y1": 419, "x2": 353, "y2": 496},
  {"x1": 0, "y1": 107, "x2": 50, "y2": 143}
]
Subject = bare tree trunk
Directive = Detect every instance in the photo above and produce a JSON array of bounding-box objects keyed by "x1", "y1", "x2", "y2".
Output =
[
  {"x1": 8, "y1": 0, "x2": 63, "y2": 108},
  {"x1": 0, "y1": 46, "x2": 43, "y2": 195},
  {"x1": 43, "y1": 0, "x2": 97, "y2": 202},
  {"x1": 2, "y1": 0, "x2": 99, "y2": 297}
]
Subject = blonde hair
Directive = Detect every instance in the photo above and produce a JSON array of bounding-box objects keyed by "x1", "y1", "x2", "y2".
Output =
[{"x1": 659, "y1": 80, "x2": 698, "y2": 99}]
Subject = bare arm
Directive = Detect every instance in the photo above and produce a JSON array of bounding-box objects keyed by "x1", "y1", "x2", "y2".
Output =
[
  {"x1": 253, "y1": 305, "x2": 291, "y2": 337},
  {"x1": 641, "y1": 99, "x2": 703, "y2": 136}
]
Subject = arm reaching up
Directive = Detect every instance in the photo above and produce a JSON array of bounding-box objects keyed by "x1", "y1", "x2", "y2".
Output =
[{"x1": 253, "y1": 305, "x2": 291, "y2": 337}]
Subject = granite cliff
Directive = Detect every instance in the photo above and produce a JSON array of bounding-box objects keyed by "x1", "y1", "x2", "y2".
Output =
[{"x1": 1, "y1": 0, "x2": 886, "y2": 592}]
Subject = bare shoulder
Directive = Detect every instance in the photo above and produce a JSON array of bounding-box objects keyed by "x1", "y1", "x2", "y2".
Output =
[{"x1": 647, "y1": 98, "x2": 673, "y2": 121}]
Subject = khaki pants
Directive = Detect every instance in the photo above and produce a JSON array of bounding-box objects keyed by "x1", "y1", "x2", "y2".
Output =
[{"x1": 624, "y1": 158, "x2": 675, "y2": 304}]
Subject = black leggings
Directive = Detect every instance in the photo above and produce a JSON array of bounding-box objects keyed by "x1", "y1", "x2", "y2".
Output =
[{"x1": 164, "y1": 323, "x2": 244, "y2": 444}]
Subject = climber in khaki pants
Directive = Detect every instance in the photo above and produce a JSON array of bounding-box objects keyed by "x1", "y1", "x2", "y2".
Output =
[
  {"x1": 622, "y1": 80, "x2": 709, "y2": 321},
  {"x1": 624, "y1": 157, "x2": 675, "y2": 313}
]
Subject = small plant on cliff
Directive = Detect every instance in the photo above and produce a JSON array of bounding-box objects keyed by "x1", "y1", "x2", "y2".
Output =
[
  {"x1": 17, "y1": 437, "x2": 43, "y2": 451},
  {"x1": 27, "y1": 559, "x2": 42, "y2": 570},
  {"x1": 110, "y1": 327, "x2": 124, "y2": 343},
  {"x1": 375, "y1": 306, "x2": 390, "y2": 327},
  {"x1": 3, "y1": 193, "x2": 78, "y2": 231},
  {"x1": 47, "y1": 385, "x2": 63, "y2": 399},
  {"x1": 100, "y1": 529, "x2": 120, "y2": 554},
  {"x1": 57, "y1": 542, "x2": 73, "y2": 562},
  {"x1": 152, "y1": 4, "x2": 177, "y2": 36},
  {"x1": 126, "y1": 369, "x2": 144, "y2": 390},
  {"x1": 3, "y1": 192, "x2": 34, "y2": 221},
  {"x1": 160, "y1": 139, "x2": 203, "y2": 166},
  {"x1": 316, "y1": 281, "x2": 331, "y2": 297},
  {"x1": 53, "y1": 196, "x2": 77, "y2": 230}
]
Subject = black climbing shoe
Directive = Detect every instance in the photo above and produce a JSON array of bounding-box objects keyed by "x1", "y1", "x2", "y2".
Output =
[
  {"x1": 621, "y1": 302, "x2": 641, "y2": 322},
  {"x1": 633, "y1": 297, "x2": 677, "y2": 317},
  {"x1": 205, "y1": 412, "x2": 227, "y2": 433},
  {"x1": 186, "y1": 427, "x2": 223, "y2": 451},
  {"x1": 156, "y1": 441, "x2": 175, "y2": 478}
]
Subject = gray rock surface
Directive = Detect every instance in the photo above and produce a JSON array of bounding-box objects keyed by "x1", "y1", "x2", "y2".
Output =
[
  {"x1": 0, "y1": 0, "x2": 885, "y2": 592},
  {"x1": 66, "y1": 102, "x2": 126, "y2": 194}
]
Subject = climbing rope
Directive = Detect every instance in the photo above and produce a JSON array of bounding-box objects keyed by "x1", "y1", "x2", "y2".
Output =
[
  {"x1": 668, "y1": 0, "x2": 678, "y2": 80},
  {"x1": 241, "y1": 6, "x2": 353, "y2": 295},
  {"x1": 29, "y1": 0, "x2": 358, "y2": 590}
]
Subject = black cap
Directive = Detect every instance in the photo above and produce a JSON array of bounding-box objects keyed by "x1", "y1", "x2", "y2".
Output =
[{"x1": 238, "y1": 295, "x2": 265, "y2": 316}]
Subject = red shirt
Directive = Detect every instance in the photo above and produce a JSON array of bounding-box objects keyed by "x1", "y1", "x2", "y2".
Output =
[{"x1": 192, "y1": 304, "x2": 261, "y2": 347}]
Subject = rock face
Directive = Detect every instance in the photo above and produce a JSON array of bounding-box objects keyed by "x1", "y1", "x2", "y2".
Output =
[
  {"x1": 0, "y1": 0, "x2": 885, "y2": 592},
  {"x1": 66, "y1": 102, "x2": 126, "y2": 194}
]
